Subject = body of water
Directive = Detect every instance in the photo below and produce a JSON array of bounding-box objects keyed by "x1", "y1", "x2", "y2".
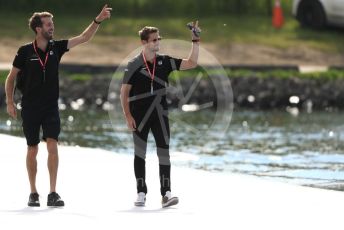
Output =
[{"x1": 1, "y1": 108, "x2": 344, "y2": 191}]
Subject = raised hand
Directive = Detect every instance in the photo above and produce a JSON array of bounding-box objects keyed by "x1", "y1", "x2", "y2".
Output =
[
  {"x1": 187, "y1": 20, "x2": 201, "y2": 39},
  {"x1": 95, "y1": 4, "x2": 112, "y2": 22}
]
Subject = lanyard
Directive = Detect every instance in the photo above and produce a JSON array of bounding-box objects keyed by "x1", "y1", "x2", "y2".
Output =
[
  {"x1": 142, "y1": 52, "x2": 156, "y2": 94},
  {"x1": 33, "y1": 40, "x2": 49, "y2": 82}
]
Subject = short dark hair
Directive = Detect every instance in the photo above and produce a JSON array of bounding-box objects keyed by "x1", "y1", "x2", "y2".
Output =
[
  {"x1": 28, "y1": 12, "x2": 53, "y2": 34},
  {"x1": 138, "y1": 26, "x2": 159, "y2": 41}
]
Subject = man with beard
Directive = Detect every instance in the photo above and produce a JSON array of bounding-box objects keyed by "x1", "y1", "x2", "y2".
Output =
[
  {"x1": 120, "y1": 22, "x2": 201, "y2": 208},
  {"x1": 5, "y1": 5, "x2": 112, "y2": 207}
]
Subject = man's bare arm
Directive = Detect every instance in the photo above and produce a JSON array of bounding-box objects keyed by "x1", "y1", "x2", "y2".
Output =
[
  {"x1": 67, "y1": 4, "x2": 112, "y2": 49},
  {"x1": 180, "y1": 20, "x2": 200, "y2": 70},
  {"x1": 120, "y1": 84, "x2": 136, "y2": 131},
  {"x1": 180, "y1": 42, "x2": 199, "y2": 70},
  {"x1": 5, "y1": 67, "x2": 20, "y2": 118}
]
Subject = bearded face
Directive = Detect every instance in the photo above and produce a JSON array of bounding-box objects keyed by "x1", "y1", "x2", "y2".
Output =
[{"x1": 37, "y1": 17, "x2": 54, "y2": 40}]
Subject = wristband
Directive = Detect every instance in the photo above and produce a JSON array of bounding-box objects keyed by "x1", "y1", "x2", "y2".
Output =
[{"x1": 93, "y1": 18, "x2": 101, "y2": 24}]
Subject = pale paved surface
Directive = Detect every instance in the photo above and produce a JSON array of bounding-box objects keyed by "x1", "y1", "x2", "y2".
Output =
[{"x1": 0, "y1": 134, "x2": 343, "y2": 230}]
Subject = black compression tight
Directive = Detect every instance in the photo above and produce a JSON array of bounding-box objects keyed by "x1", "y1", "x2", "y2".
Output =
[{"x1": 132, "y1": 109, "x2": 171, "y2": 196}]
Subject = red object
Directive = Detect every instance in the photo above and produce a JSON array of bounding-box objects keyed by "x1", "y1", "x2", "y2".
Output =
[
  {"x1": 272, "y1": 0, "x2": 284, "y2": 29},
  {"x1": 142, "y1": 52, "x2": 156, "y2": 94}
]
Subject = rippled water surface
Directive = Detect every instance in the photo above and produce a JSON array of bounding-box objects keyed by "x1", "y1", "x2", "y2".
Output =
[{"x1": 1, "y1": 108, "x2": 344, "y2": 191}]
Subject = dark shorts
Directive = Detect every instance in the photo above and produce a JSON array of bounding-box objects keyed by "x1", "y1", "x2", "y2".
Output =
[{"x1": 21, "y1": 107, "x2": 61, "y2": 146}]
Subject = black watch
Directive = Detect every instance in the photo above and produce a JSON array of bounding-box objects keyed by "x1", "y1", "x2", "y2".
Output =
[{"x1": 93, "y1": 18, "x2": 101, "y2": 24}]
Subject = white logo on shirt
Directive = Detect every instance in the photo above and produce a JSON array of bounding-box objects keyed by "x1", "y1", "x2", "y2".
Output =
[
  {"x1": 158, "y1": 60, "x2": 163, "y2": 65},
  {"x1": 50, "y1": 51, "x2": 54, "y2": 55}
]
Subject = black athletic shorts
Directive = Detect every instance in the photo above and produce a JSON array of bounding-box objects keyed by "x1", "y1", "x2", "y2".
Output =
[{"x1": 21, "y1": 107, "x2": 61, "y2": 146}]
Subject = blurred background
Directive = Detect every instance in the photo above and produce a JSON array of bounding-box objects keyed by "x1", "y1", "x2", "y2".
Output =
[{"x1": 1, "y1": 0, "x2": 344, "y2": 191}]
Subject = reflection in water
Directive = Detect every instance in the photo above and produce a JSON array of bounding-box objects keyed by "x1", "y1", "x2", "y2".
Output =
[{"x1": 1, "y1": 108, "x2": 344, "y2": 191}]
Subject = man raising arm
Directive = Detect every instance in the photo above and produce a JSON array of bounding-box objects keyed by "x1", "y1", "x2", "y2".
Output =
[
  {"x1": 120, "y1": 21, "x2": 201, "y2": 208},
  {"x1": 5, "y1": 4, "x2": 111, "y2": 207}
]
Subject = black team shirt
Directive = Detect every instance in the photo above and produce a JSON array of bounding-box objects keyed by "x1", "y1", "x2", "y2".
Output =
[
  {"x1": 122, "y1": 53, "x2": 182, "y2": 112},
  {"x1": 12, "y1": 40, "x2": 69, "y2": 109}
]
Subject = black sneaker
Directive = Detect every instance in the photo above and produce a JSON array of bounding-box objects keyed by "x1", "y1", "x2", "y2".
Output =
[
  {"x1": 28, "y1": 192, "x2": 40, "y2": 207},
  {"x1": 47, "y1": 192, "x2": 64, "y2": 207}
]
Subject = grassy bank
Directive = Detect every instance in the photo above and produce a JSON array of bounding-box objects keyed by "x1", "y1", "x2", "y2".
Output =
[
  {"x1": 169, "y1": 68, "x2": 344, "y2": 80},
  {"x1": 2, "y1": 69, "x2": 344, "y2": 85},
  {"x1": 1, "y1": 13, "x2": 344, "y2": 53},
  {"x1": 65, "y1": 68, "x2": 344, "y2": 82}
]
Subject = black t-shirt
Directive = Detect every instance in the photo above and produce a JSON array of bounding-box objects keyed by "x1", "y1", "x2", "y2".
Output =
[
  {"x1": 13, "y1": 40, "x2": 69, "y2": 109},
  {"x1": 122, "y1": 53, "x2": 182, "y2": 112}
]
